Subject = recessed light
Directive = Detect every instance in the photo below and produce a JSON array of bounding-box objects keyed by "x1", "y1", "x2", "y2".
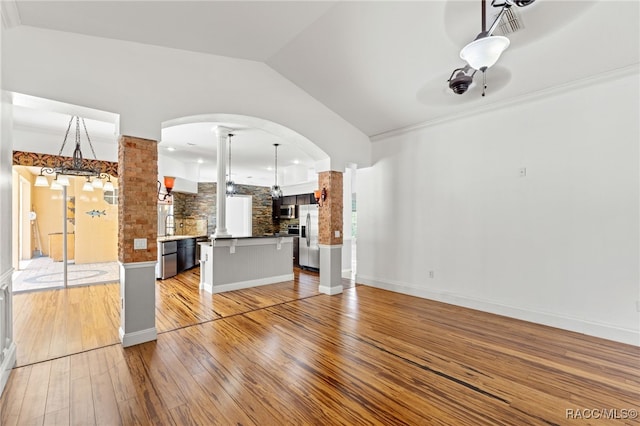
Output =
[
  {"x1": 267, "y1": 166, "x2": 273, "y2": 171},
  {"x1": 293, "y1": 159, "x2": 300, "y2": 165},
  {"x1": 167, "y1": 147, "x2": 176, "y2": 152},
  {"x1": 197, "y1": 159, "x2": 204, "y2": 164}
]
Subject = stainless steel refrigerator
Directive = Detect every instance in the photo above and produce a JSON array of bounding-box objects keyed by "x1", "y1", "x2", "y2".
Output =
[{"x1": 299, "y1": 204, "x2": 320, "y2": 269}]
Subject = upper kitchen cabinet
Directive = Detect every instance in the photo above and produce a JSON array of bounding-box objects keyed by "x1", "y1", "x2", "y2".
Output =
[
  {"x1": 282, "y1": 195, "x2": 296, "y2": 205},
  {"x1": 296, "y1": 193, "x2": 314, "y2": 205}
]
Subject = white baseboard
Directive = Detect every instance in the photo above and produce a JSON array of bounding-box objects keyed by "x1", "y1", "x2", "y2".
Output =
[
  {"x1": 119, "y1": 327, "x2": 157, "y2": 348},
  {"x1": 358, "y1": 275, "x2": 639, "y2": 347},
  {"x1": 211, "y1": 274, "x2": 294, "y2": 294},
  {"x1": 319, "y1": 285, "x2": 343, "y2": 295},
  {"x1": 0, "y1": 342, "x2": 16, "y2": 397}
]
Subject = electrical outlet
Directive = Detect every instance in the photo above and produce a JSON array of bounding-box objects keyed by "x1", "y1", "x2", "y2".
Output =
[
  {"x1": 133, "y1": 238, "x2": 147, "y2": 250},
  {"x1": 519, "y1": 167, "x2": 527, "y2": 177},
  {"x1": 428, "y1": 271, "x2": 434, "y2": 278}
]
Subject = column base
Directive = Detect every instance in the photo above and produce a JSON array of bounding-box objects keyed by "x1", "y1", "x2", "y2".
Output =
[
  {"x1": 119, "y1": 327, "x2": 158, "y2": 348},
  {"x1": 319, "y1": 244, "x2": 343, "y2": 295},
  {"x1": 119, "y1": 261, "x2": 157, "y2": 347}
]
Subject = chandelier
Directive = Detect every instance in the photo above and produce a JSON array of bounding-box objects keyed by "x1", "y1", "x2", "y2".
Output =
[
  {"x1": 271, "y1": 143, "x2": 283, "y2": 199},
  {"x1": 34, "y1": 116, "x2": 114, "y2": 192},
  {"x1": 226, "y1": 133, "x2": 237, "y2": 196}
]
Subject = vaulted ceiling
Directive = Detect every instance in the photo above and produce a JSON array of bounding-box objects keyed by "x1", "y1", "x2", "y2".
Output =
[{"x1": 6, "y1": 0, "x2": 639, "y2": 183}]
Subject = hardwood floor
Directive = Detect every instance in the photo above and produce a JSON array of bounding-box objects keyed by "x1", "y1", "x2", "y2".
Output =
[{"x1": 3, "y1": 268, "x2": 639, "y2": 425}]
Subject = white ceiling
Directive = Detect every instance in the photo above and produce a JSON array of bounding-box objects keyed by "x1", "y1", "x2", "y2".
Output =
[{"x1": 8, "y1": 0, "x2": 639, "y2": 181}]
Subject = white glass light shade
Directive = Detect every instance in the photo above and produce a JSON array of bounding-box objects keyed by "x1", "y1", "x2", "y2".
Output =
[
  {"x1": 35, "y1": 175, "x2": 49, "y2": 187},
  {"x1": 92, "y1": 178, "x2": 104, "y2": 189},
  {"x1": 271, "y1": 185, "x2": 283, "y2": 199},
  {"x1": 460, "y1": 35, "x2": 510, "y2": 70},
  {"x1": 57, "y1": 175, "x2": 70, "y2": 186},
  {"x1": 50, "y1": 181, "x2": 63, "y2": 191},
  {"x1": 82, "y1": 180, "x2": 94, "y2": 192},
  {"x1": 103, "y1": 180, "x2": 114, "y2": 192},
  {"x1": 226, "y1": 180, "x2": 236, "y2": 196}
]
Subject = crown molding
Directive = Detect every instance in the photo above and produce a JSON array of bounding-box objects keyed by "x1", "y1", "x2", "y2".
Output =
[
  {"x1": 1, "y1": 0, "x2": 21, "y2": 29},
  {"x1": 370, "y1": 63, "x2": 640, "y2": 142}
]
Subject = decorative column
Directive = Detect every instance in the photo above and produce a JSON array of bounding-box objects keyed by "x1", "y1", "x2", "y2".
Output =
[
  {"x1": 318, "y1": 170, "x2": 344, "y2": 295},
  {"x1": 213, "y1": 126, "x2": 231, "y2": 238},
  {"x1": 118, "y1": 135, "x2": 158, "y2": 347}
]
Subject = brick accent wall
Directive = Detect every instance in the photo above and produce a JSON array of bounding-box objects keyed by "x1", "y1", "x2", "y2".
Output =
[
  {"x1": 318, "y1": 171, "x2": 343, "y2": 245},
  {"x1": 172, "y1": 182, "x2": 278, "y2": 236},
  {"x1": 118, "y1": 136, "x2": 158, "y2": 263}
]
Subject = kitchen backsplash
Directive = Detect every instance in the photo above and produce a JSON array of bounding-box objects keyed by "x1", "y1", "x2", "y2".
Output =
[
  {"x1": 175, "y1": 218, "x2": 208, "y2": 236},
  {"x1": 172, "y1": 182, "x2": 279, "y2": 237}
]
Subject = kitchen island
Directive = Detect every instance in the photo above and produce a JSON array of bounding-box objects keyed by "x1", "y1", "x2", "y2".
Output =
[{"x1": 199, "y1": 236, "x2": 294, "y2": 294}]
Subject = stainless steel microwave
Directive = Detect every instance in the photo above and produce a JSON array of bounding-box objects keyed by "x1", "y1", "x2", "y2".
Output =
[{"x1": 279, "y1": 204, "x2": 297, "y2": 219}]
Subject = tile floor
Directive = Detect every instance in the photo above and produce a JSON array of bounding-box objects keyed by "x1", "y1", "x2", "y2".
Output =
[{"x1": 12, "y1": 256, "x2": 119, "y2": 293}]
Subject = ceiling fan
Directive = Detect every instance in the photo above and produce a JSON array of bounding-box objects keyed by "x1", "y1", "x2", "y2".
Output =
[{"x1": 448, "y1": 0, "x2": 536, "y2": 96}]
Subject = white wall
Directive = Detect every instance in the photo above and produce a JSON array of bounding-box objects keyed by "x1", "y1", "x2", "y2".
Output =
[
  {"x1": 3, "y1": 26, "x2": 370, "y2": 171},
  {"x1": 357, "y1": 70, "x2": 640, "y2": 345},
  {"x1": 0, "y1": 2, "x2": 18, "y2": 395}
]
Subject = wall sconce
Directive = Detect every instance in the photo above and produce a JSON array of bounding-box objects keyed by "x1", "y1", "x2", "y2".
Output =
[
  {"x1": 314, "y1": 187, "x2": 327, "y2": 207},
  {"x1": 158, "y1": 176, "x2": 176, "y2": 201}
]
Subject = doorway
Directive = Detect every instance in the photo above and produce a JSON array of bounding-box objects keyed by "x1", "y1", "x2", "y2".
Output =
[{"x1": 12, "y1": 166, "x2": 120, "y2": 293}]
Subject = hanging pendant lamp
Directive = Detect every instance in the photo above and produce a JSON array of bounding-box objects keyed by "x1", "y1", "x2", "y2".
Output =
[
  {"x1": 226, "y1": 133, "x2": 237, "y2": 196},
  {"x1": 36, "y1": 115, "x2": 112, "y2": 190},
  {"x1": 271, "y1": 143, "x2": 283, "y2": 199}
]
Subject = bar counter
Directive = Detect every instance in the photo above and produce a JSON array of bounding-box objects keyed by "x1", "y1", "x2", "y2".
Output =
[{"x1": 199, "y1": 235, "x2": 294, "y2": 294}]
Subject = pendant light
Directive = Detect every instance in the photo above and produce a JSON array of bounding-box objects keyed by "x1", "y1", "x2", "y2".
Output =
[
  {"x1": 103, "y1": 175, "x2": 115, "y2": 192},
  {"x1": 271, "y1": 143, "x2": 283, "y2": 199},
  {"x1": 36, "y1": 115, "x2": 112, "y2": 190},
  {"x1": 226, "y1": 133, "x2": 237, "y2": 196},
  {"x1": 82, "y1": 177, "x2": 94, "y2": 192}
]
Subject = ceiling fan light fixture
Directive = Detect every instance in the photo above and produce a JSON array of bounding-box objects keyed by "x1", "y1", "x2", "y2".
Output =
[
  {"x1": 448, "y1": 69, "x2": 475, "y2": 95},
  {"x1": 460, "y1": 34, "x2": 510, "y2": 71}
]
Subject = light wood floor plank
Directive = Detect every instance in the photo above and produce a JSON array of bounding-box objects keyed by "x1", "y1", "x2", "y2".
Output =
[
  {"x1": 0, "y1": 364, "x2": 32, "y2": 426},
  {"x1": 3, "y1": 268, "x2": 638, "y2": 425},
  {"x1": 44, "y1": 357, "x2": 70, "y2": 416},
  {"x1": 17, "y1": 361, "x2": 51, "y2": 425}
]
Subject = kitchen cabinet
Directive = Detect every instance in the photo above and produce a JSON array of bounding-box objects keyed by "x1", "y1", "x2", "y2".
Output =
[
  {"x1": 274, "y1": 193, "x2": 319, "y2": 219},
  {"x1": 296, "y1": 193, "x2": 317, "y2": 205},
  {"x1": 282, "y1": 195, "x2": 296, "y2": 205},
  {"x1": 177, "y1": 238, "x2": 196, "y2": 272},
  {"x1": 296, "y1": 194, "x2": 310, "y2": 205}
]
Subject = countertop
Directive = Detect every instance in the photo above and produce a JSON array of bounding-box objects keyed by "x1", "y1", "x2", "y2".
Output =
[
  {"x1": 157, "y1": 234, "x2": 207, "y2": 242},
  {"x1": 214, "y1": 233, "x2": 296, "y2": 240}
]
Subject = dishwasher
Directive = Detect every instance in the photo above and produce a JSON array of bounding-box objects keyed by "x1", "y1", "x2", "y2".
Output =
[{"x1": 158, "y1": 240, "x2": 178, "y2": 279}]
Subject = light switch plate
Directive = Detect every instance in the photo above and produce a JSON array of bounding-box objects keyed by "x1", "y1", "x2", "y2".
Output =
[
  {"x1": 133, "y1": 238, "x2": 147, "y2": 250},
  {"x1": 335, "y1": 230, "x2": 340, "y2": 238}
]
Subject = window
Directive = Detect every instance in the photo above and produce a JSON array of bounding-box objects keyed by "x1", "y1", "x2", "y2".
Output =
[{"x1": 103, "y1": 188, "x2": 118, "y2": 205}]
